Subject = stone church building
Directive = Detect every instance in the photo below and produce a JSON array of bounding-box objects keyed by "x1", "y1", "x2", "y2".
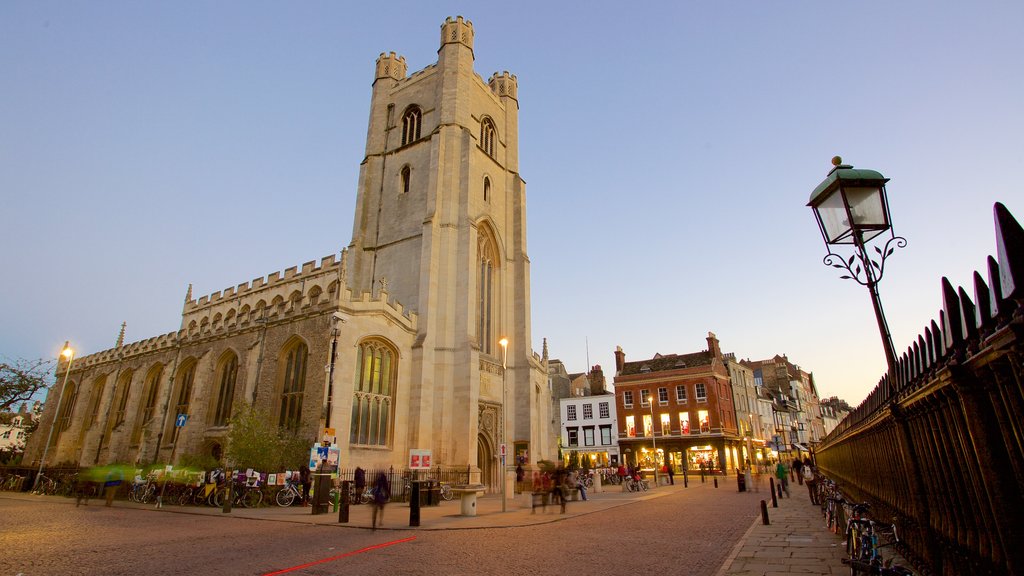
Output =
[{"x1": 25, "y1": 16, "x2": 554, "y2": 491}]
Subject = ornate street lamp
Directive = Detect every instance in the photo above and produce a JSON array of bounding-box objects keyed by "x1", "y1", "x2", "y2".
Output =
[{"x1": 808, "y1": 156, "x2": 906, "y2": 375}]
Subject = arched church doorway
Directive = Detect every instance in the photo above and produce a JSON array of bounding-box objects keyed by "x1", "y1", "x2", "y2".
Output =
[{"x1": 478, "y1": 433, "x2": 497, "y2": 494}]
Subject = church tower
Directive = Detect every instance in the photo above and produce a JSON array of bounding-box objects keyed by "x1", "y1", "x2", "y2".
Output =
[{"x1": 340, "y1": 16, "x2": 550, "y2": 485}]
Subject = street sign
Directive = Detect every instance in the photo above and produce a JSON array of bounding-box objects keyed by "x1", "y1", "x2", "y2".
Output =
[{"x1": 175, "y1": 414, "x2": 188, "y2": 427}]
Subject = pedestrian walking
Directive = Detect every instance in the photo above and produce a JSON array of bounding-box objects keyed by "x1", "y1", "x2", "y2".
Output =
[
  {"x1": 775, "y1": 460, "x2": 790, "y2": 497},
  {"x1": 370, "y1": 472, "x2": 390, "y2": 530},
  {"x1": 299, "y1": 464, "x2": 312, "y2": 506},
  {"x1": 354, "y1": 466, "x2": 366, "y2": 504},
  {"x1": 793, "y1": 457, "x2": 804, "y2": 485},
  {"x1": 515, "y1": 463, "x2": 524, "y2": 494},
  {"x1": 666, "y1": 461, "x2": 675, "y2": 485},
  {"x1": 803, "y1": 462, "x2": 817, "y2": 504}
]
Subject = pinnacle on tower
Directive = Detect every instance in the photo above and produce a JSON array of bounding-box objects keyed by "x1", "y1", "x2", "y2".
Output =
[{"x1": 440, "y1": 15, "x2": 474, "y2": 50}]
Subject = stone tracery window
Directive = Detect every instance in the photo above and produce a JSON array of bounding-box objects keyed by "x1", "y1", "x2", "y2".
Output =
[
  {"x1": 132, "y1": 365, "x2": 163, "y2": 443},
  {"x1": 480, "y1": 117, "x2": 496, "y2": 157},
  {"x1": 51, "y1": 381, "x2": 78, "y2": 445},
  {"x1": 166, "y1": 361, "x2": 195, "y2": 441},
  {"x1": 350, "y1": 338, "x2": 397, "y2": 447},
  {"x1": 212, "y1": 352, "x2": 238, "y2": 427},
  {"x1": 477, "y1": 225, "x2": 499, "y2": 355},
  {"x1": 278, "y1": 339, "x2": 308, "y2": 432},
  {"x1": 111, "y1": 370, "x2": 134, "y2": 428},
  {"x1": 401, "y1": 106, "x2": 421, "y2": 146}
]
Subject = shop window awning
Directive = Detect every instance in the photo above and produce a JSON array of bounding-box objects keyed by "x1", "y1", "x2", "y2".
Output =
[{"x1": 792, "y1": 443, "x2": 810, "y2": 453}]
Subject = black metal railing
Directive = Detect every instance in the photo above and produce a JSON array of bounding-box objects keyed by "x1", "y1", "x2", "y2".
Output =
[{"x1": 815, "y1": 202, "x2": 1024, "y2": 576}]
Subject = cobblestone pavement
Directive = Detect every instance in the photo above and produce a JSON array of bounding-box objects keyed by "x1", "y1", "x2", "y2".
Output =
[{"x1": 0, "y1": 476, "x2": 853, "y2": 576}]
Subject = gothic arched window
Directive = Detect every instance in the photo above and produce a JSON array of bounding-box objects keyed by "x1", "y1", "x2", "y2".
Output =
[
  {"x1": 212, "y1": 352, "x2": 238, "y2": 427},
  {"x1": 132, "y1": 365, "x2": 163, "y2": 444},
  {"x1": 165, "y1": 360, "x2": 195, "y2": 441},
  {"x1": 401, "y1": 106, "x2": 422, "y2": 146},
  {"x1": 51, "y1": 381, "x2": 78, "y2": 445},
  {"x1": 477, "y1": 226, "x2": 499, "y2": 355},
  {"x1": 483, "y1": 176, "x2": 491, "y2": 202},
  {"x1": 111, "y1": 370, "x2": 134, "y2": 428},
  {"x1": 350, "y1": 338, "x2": 398, "y2": 447},
  {"x1": 278, "y1": 339, "x2": 308, "y2": 431},
  {"x1": 480, "y1": 118, "x2": 496, "y2": 157},
  {"x1": 401, "y1": 165, "x2": 411, "y2": 194},
  {"x1": 87, "y1": 376, "x2": 107, "y2": 428}
]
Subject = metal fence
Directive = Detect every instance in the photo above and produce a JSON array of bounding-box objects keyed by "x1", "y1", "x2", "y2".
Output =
[
  {"x1": 334, "y1": 465, "x2": 472, "y2": 501},
  {"x1": 814, "y1": 202, "x2": 1024, "y2": 576}
]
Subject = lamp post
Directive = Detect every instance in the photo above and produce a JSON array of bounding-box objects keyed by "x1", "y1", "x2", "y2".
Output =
[
  {"x1": 33, "y1": 342, "x2": 74, "y2": 493},
  {"x1": 499, "y1": 337, "x2": 509, "y2": 513},
  {"x1": 808, "y1": 156, "x2": 906, "y2": 377},
  {"x1": 648, "y1": 395, "x2": 659, "y2": 484}
]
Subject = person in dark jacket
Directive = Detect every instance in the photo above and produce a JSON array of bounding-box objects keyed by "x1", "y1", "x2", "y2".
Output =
[
  {"x1": 299, "y1": 464, "x2": 312, "y2": 506},
  {"x1": 371, "y1": 472, "x2": 391, "y2": 530}
]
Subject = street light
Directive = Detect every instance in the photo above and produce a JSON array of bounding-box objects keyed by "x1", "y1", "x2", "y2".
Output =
[
  {"x1": 498, "y1": 337, "x2": 509, "y2": 513},
  {"x1": 648, "y1": 395, "x2": 659, "y2": 484},
  {"x1": 808, "y1": 156, "x2": 906, "y2": 377},
  {"x1": 33, "y1": 342, "x2": 74, "y2": 493}
]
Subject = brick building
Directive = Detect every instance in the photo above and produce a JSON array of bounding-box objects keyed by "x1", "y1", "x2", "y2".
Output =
[{"x1": 613, "y1": 333, "x2": 742, "y2": 474}]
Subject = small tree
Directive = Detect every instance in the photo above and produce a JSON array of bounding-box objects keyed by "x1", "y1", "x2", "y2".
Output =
[
  {"x1": 0, "y1": 358, "x2": 54, "y2": 413},
  {"x1": 225, "y1": 407, "x2": 311, "y2": 472}
]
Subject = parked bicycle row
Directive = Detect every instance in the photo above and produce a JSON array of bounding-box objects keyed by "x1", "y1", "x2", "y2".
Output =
[
  {"x1": 3, "y1": 465, "x2": 458, "y2": 509},
  {"x1": 812, "y1": 474, "x2": 916, "y2": 575}
]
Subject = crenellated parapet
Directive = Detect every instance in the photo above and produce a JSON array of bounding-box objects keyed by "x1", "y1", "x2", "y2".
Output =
[
  {"x1": 73, "y1": 331, "x2": 179, "y2": 370},
  {"x1": 375, "y1": 52, "x2": 407, "y2": 82},
  {"x1": 338, "y1": 285, "x2": 418, "y2": 331},
  {"x1": 181, "y1": 252, "x2": 345, "y2": 338},
  {"x1": 488, "y1": 71, "x2": 517, "y2": 101},
  {"x1": 440, "y1": 15, "x2": 474, "y2": 50}
]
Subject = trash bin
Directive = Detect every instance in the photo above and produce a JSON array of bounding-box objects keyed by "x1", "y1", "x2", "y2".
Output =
[
  {"x1": 737, "y1": 470, "x2": 747, "y2": 492},
  {"x1": 312, "y1": 474, "x2": 332, "y2": 515},
  {"x1": 424, "y1": 480, "x2": 440, "y2": 506}
]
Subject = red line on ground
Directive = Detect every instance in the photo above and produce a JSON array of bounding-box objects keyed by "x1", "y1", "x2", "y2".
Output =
[{"x1": 262, "y1": 536, "x2": 417, "y2": 576}]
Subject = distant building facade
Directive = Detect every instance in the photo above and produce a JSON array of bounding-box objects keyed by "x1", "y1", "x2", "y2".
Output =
[
  {"x1": 613, "y1": 333, "x2": 742, "y2": 473},
  {"x1": 24, "y1": 17, "x2": 554, "y2": 492}
]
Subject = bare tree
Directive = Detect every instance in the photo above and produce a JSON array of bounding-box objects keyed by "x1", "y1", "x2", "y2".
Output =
[{"x1": 0, "y1": 358, "x2": 54, "y2": 413}]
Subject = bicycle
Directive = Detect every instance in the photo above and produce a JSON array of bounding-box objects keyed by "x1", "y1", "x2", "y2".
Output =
[
  {"x1": 438, "y1": 482, "x2": 453, "y2": 501},
  {"x1": 213, "y1": 478, "x2": 263, "y2": 508},
  {"x1": 275, "y1": 479, "x2": 303, "y2": 507},
  {"x1": 625, "y1": 475, "x2": 649, "y2": 492},
  {"x1": 843, "y1": 518, "x2": 913, "y2": 575},
  {"x1": 31, "y1": 473, "x2": 58, "y2": 495}
]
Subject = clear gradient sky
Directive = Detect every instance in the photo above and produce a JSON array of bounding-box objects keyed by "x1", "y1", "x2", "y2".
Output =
[{"x1": 2, "y1": 2, "x2": 1022, "y2": 408}]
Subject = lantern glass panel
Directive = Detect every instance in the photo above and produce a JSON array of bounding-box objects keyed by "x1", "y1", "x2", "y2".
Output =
[
  {"x1": 844, "y1": 186, "x2": 887, "y2": 228},
  {"x1": 817, "y1": 188, "x2": 852, "y2": 243}
]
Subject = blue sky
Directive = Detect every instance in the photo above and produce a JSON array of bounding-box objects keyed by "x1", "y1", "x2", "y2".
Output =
[{"x1": 2, "y1": 1, "x2": 1022, "y2": 408}]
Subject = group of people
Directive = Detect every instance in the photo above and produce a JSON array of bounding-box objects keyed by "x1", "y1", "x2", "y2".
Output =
[
  {"x1": 774, "y1": 455, "x2": 815, "y2": 498},
  {"x1": 530, "y1": 467, "x2": 588, "y2": 513}
]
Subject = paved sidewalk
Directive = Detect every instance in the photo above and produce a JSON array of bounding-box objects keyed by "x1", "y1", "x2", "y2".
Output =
[
  {"x1": 716, "y1": 488, "x2": 848, "y2": 576},
  {"x1": 3, "y1": 477, "x2": 862, "y2": 574}
]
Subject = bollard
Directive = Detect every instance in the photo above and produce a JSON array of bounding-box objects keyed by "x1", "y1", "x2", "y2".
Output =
[
  {"x1": 714, "y1": 478, "x2": 718, "y2": 488},
  {"x1": 409, "y1": 480, "x2": 421, "y2": 527},
  {"x1": 222, "y1": 470, "x2": 233, "y2": 514},
  {"x1": 760, "y1": 500, "x2": 770, "y2": 525},
  {"x1": 769, "y1": 477, "x2": 778, "y2": 508},
  {"x1": 339, "y1": 480, "x2": 350, "y2": 523}
]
